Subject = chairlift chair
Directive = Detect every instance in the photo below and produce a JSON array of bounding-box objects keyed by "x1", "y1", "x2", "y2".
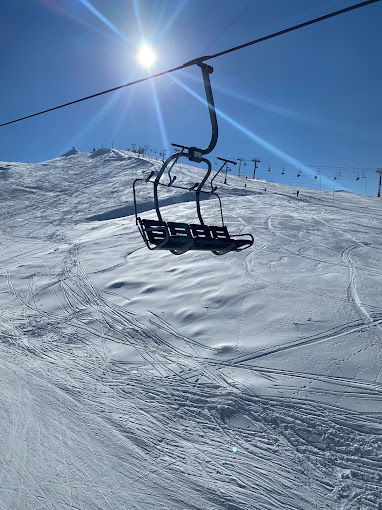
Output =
[{"x1": 133, "y1": 61, "x2": 254, "y2": 256}]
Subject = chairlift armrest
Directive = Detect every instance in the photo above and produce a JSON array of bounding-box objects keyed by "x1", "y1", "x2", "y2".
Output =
[
  {"x1": 217, "y1": 157, "x2": 237, "y2": 165},
  {"x1": 229, "y1": 233, "x2": 254, "y2": 242},
  {"x1": 228, "y1": 232, "x2": 254, "y2": 251},
  {"x1": 172, "y1": 143, "x2": 189, "y2": 150},
  {"x1": 133, "y1": 176, "x2": 149, "y2": 186},
  {"x1": 145, "y1": 170, "x2": 155, "y2": 182}
]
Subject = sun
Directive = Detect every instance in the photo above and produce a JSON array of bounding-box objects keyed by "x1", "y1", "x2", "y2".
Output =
[{"x1": 137, "y1": 43, "x2": 157, "y2": 68}]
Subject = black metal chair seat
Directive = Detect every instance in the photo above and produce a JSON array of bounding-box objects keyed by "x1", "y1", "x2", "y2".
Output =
[
  {"x1": 188, "y1": 224, "x2": 234, "y2": 254},
  {"x1": 190, "y1": 224, "x2": 252, "y2": 254},
  {"x1": 138, "y1": 219, "x2": 193, "y2": 255},
  {"x1": 138, "y1": 218, "x2": 253, "y2": 255}
]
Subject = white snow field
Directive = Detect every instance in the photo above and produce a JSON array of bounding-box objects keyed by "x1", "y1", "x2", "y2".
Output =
[{"x1": 0, "y1": 149, "x2": 381, "y2": 510}]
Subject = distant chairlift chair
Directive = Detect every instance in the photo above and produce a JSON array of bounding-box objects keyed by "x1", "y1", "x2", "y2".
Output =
[{"x1": 133, "y1": 60, "x2": 254, "y2": 256}]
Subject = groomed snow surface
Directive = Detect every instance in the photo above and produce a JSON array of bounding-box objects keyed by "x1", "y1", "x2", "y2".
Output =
[{"x1": 0, "y1": 150, "x2": 381, "y2": 510}]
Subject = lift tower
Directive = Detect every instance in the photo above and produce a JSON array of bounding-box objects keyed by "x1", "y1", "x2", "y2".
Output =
[
  {"x1": 252, "y1": 158, "x2": 260, "y2": 179},
  {"x1": 376, "y1": 169, "x2": 382, "y2": 197}
]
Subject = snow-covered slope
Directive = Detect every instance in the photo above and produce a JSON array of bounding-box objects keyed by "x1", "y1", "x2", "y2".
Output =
[{"x1": 0, "y1": 150, "x2": 381, "y2": 510}]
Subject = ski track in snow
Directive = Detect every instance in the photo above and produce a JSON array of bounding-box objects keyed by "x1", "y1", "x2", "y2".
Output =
[{"x1": 0, "y1": 151, "x2": 381, "y2": 510}]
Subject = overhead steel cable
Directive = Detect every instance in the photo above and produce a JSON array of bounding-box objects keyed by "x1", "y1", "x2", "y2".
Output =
[
  {"x1": 197, "y1": 0, "x2": 381, "y2": 62},
  {"x1": 0, "y1": 0, "x2": 380, "y2": 128}
]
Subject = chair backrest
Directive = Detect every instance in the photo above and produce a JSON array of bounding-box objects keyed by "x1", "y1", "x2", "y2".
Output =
[
  {"x1": 139, "y1": 218, "x2": 235, "y2": 249},
  {"x1": 139, "y1": 218, "x2": 168, "y2": 244},
  {"x1": 190, "y1": 224, "x2": 212, "y2": 238},
  {"x1": 167, "y1": 222, "x2": 192, "y2": 237},
  {"x1": 209, "y1": 225, "x2": 230, "y2": 239}
]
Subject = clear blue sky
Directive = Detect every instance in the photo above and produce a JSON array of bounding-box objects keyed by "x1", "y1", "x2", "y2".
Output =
[{"x1": 1, "y1": 0, "x2": 381, "y2": 194}]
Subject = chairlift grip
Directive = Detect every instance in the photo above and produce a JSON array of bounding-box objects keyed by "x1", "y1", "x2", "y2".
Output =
[{"x1": 182, "y1": 56, "x2": 213, "y2": 67}]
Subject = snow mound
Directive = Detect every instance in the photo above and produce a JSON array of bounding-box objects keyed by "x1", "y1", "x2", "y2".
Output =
[
  {"x1": 61, "y1": 147, "x2": 79, "y2": 157},
  {"x1": 89, "y1": 147, "x2": 127, "y2": 159}
]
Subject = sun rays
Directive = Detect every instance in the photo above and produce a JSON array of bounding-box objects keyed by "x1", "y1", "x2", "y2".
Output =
[
  {"x1": 43, "y1": 1, "x2": 348, "y2": 191},
  {"x1": 76, "y1": 0, "x2": 132, "y2": 45},
  {"x1": 170, "y1": 74, "x2": 343, "y2": 190}
]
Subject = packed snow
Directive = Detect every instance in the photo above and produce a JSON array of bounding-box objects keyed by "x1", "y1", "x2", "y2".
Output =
[{"x1": 0, "y1": 149, "x2": 381, "y2": 510}]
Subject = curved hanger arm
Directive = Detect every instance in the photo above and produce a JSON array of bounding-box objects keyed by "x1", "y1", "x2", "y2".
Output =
[
  {"x1": 198, "y1": 63, "x2": 218, "y2": 155},
  {"x1": 180, "y1": 61, "x2": 218, "y2": 161}
]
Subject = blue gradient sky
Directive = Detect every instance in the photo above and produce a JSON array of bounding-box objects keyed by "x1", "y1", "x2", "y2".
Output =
[{"x1": 1, "y1": 0, "x2": 381, "y2": 194}]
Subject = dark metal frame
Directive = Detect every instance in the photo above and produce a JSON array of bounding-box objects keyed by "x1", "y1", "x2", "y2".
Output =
[
  {"x1": 133, "y1": 61, "x2": 254, "y2": 255},
  {"x1": 152, "y1": 62, "x2": 217, "y2": 225}
]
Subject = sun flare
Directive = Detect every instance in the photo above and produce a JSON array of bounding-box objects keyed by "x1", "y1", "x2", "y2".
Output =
[{"x1": 137, "y1": 43, "x2": 157, "y2": 68}]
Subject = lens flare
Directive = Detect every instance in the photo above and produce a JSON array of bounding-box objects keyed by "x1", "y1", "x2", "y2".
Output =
[
  {"x1": 171, "y1": 75, "x2": 346, "y2": 190},
  {"x1": 77, "y1": 0, "x2": 132, "y2": 45},
  {"x1": 137, "y1": 43, "x2": 157, "y2": 68},
  {"x1": 150, "y1": 80, "x2": 169, "y2": 149}
]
